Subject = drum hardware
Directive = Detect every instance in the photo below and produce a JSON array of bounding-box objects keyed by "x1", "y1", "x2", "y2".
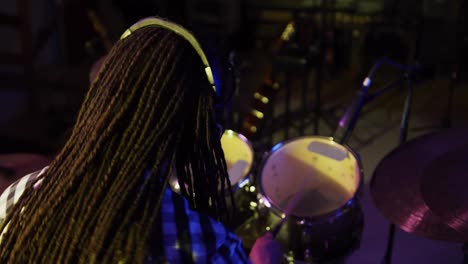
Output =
[
  {"x1": 464, "y1": 243, "x2": 468, "y2": 264},
  {"x1": 380, "y1": 71, "x2": 414, "y2": 264},
  {"x1": 441, "y1": 65, "x2": 459, "y2": 129}
]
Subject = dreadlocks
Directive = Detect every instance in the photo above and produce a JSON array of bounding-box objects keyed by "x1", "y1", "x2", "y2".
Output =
[{"x1": 0, "y1": 25, "x2": 231, "y2": 263}]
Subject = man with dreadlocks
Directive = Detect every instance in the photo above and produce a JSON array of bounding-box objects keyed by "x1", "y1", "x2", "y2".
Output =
[{"x1": 0, "y1": 17, "x2": 282, "y2": 263}]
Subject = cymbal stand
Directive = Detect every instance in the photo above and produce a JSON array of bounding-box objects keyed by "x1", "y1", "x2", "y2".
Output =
[
  {"x1": 381, "y1": 73, "x2": 414, "y2": 264},
  {"x1": 463, "y1": 243, "x2": 467, "y2": 264},
  {"x1": 441, "y1": 67, "x2": 458, "y2": 129},
  {"x1": 399, "y1": 74, "x2": 413, "y2": 143}
]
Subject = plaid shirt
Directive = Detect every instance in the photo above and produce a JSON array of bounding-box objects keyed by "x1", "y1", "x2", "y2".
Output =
[{"x1": 0, "y1": 168, "x2": 250, "y2": 263}]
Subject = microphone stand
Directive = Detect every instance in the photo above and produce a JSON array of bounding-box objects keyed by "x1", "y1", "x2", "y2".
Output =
[
  {"x1": 332, "y1": 63, "x2": 376, "y2": 144},
  {"x1": 330, "y1": 57, "x2": 419, "y2": 264},
  {"x1": 332, "y1": 57, "x2": 418, "y2": 145},
  {"x1": 363, "y1": 76, "x2": 406, "y2": 104}
]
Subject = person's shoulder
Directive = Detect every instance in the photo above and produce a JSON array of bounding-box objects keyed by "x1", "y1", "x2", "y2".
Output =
[{"x1": 0, "y1": 167, "x2": 48, "y2": 222}]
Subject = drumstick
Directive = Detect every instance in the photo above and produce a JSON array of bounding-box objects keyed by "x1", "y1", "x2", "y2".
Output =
[{"x1": 271, "y1": 175, "x2": 310, "y2": 238}]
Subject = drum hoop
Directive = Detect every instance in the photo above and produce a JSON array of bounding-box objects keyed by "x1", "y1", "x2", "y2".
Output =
[{"x1": 256, "y1": 135, "x2": 364, "y2": 222}]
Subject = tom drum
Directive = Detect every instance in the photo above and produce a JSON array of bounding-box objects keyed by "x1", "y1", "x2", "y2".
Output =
[{"x1": 257, "y1": 136, "x2": 364, "y2": 263}]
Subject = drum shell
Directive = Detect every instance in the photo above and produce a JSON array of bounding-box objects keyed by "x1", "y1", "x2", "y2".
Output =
[{"x1": 258, "y1": 197, "x2": 364, "y2": 262}]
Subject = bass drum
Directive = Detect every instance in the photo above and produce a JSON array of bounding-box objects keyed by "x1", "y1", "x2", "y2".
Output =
[{"x1": 253, "y1": 136, "x2": 364, "y2": 263}]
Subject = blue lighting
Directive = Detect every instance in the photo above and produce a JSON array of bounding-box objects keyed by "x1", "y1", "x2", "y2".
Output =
[
  {"x1": 213, "y1": 71, "x2": 222, "y2": 98},
  {"x1": 271, "y1": 142, "x2": 284, "y2": 152},
  {"x1": 238, "y1": 178, "x2": 250, "y2": 188},
  {"x1": 334, "y1": 210, "x2": 344, "y2": 217}
]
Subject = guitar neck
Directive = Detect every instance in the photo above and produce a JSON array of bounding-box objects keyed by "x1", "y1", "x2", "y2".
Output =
[
  {"x1": 87, "y1": 9, "x2": 114, "y2": 52},
  {"x1": 239, "y1": 21, "x2": 295, "y2": 139}
]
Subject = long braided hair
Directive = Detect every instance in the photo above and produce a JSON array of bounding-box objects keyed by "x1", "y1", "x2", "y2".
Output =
[{"x1": 0, "y1": 24, "x2": 231, "y2": 263}]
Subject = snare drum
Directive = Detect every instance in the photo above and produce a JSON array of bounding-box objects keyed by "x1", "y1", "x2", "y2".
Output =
[{"x1": 257, "y1": 136, "x2": 364, "y2": 263}]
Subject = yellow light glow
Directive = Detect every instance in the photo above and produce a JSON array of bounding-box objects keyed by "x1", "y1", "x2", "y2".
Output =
[
  {"x1": 281, "y1": 22, "x2": 295, "y2": 41},
  {"x1": 254, "y1": 92, "x2": 269, "y2": 104},
  {"x1": 251, "y1": 109, "x2": 264, "y2": 119}
]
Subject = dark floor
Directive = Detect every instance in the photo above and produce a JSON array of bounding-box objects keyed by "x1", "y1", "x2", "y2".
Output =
[{"x1": 0, "y1": 49, "x2": 467, "y2": 263}]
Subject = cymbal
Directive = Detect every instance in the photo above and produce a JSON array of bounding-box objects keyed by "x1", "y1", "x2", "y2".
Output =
[
  {"x1": 421, "y1": 144, "x2": 468, "y2": 237},
  {"x1": 371, "y1": 128, "x2": 468, "y2": 243}
]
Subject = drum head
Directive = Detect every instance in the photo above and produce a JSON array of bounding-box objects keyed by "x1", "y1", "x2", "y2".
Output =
[
  {"x1": 260, "y1": 136, "x2": 361, "y2": 217},
  {"x1": 220, "y1": 130, "x2": 254, "y2": 185}
]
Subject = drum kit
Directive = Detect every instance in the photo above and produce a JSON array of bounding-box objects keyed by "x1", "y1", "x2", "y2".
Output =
[
  {"x1": 208, "y1": 125, "x2": 467, "y2": 263},
  {"x1": 195, "y1": 56, "x2": 468, "y2": 263}
]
